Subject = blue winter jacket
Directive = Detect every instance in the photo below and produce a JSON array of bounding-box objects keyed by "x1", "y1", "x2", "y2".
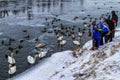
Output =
[
  {"x1": 92, "y1": 25, "x2": 101, "y2": 47},
  {"x1": 97, "y1": 22, "x2": 109, "y2": 33},
  {"x1": 92, "y1": 25, "x2": 101, "y2": 39}
]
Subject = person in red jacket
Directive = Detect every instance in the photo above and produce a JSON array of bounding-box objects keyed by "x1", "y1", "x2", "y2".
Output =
[{"x1": 111, "y1": 10, "x2": 118, "y2": 38}]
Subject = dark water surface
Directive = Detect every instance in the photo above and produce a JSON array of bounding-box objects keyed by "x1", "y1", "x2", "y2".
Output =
[{"x1": 0, "y1": 0, "x2": 120, "y2": 80}]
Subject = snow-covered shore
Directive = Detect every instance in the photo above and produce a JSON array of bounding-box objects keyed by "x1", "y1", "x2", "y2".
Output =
[{"x1": 8, "y1": 27, "x2": 120, "y2": 80}]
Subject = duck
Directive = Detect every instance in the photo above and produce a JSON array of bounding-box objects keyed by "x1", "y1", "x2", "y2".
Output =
[
  {"x1": 15, "y1": 49, "x2": 19, "y2": 54},
  {"x1": 34, "y1": 37, "x2": 39, "y2": 42},
  {"x1": 18, "y1": 44, "x2": 23, "y2": 49},
  {"x1": 25, "y1": 35, "x2": 30, "y2": 38},
  {"x1": 81, "y1": 10, "x2": 84, "y2": 12},
  {"x1": 73, "y1": 16, "x2": 79, "y2": 20},
  {"x1": 73, "y1": 40, "x2": 80, "y2": 46},
  {"x1": 41, "y1": 28, "x2": 47, "y2": 33},
  {"x1": 71, "y1": 32, "x2": 75, "y2": 40},
  {"x1": 8, "y1": 46, "x2": 15, "y2": 52},
  {"x1": 9, "y1": 38, "x2": 16, "y2": 42},
  {"x1": 8, "y1": 64, "x2": 16, "y2": 75},
  {"x1": 1, "y1": 40, "x2": 4, "y2": 45},
  {"x1": 45, "y1": 17, "x2": 48, "y2": 21},
  {"x1": 39, "y1": 49, "x2": 47, "y2": 58},
  {"x1": 35, "y1": 43, "x2": 46, "y2": 48},
  {"x1": 82, "y1": 17, "x2": 87, "y2": 20},
  {"x1": 83, "y1": 22, "x2": 88, "y2": 27},
  {"x1": 27, "y1": 54, "x2": 38, "y2": 64},
  {"x1": 19, "y1": 39, "x2": 24, "y2": 43},
  {"x1": 22, "y1": 29, "x2": 27, "y2": 33}
]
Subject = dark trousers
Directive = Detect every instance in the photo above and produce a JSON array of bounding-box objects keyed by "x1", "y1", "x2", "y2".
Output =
[
  {"x1": 112, "y1": 30, "x2": 115, "y2": 38},
  {"x1": 100, "y1": 32, "x2": 108, "y2": 45},
  {"x1": 108, "y1": 30, "x2": 113, "y2": 42},
  {"x1": 93, "y1": 38, "x2": 98, "y2": 48}
]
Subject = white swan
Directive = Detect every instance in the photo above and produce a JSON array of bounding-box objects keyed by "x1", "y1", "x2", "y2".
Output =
[
  {"x1": 8, "y1": 56, "x2": 16, "y2": 64},
  {"x1": 27, "y1": 55, "x2": 38, "y2": 64},
  {"x1": 57, "y1": 36, "x2": 63, "y2": 41},
  {"x1": 78, "y1": 32, "x2": 83, "y2": 37},
  {"x1": 39, "y1": 49, "x2": 47, "y2": 58},
  {"x1": 73, "y1": 40, "x2": 80, "y2": 46},
  {"x1": 35, "y1": 43, "x2": 46, "y2": 48},
  {"x1": 8, "y1": 64, "x2": 16, "y2": 75},
  {"x1": 84, "y1": 24, "x2": 88, "y2": 27},
  {"x1": 60, "y1": 40, "x2": 67, "y2": 45},
  {"x1": 7, "y1": 53, "x2": 16, "y2": 64}
]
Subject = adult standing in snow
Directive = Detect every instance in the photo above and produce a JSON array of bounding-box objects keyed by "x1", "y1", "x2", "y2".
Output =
[
  {"x1": 106, "y1": 16, "x2": 114, "y2": 42},
  {"x1": 97, "y1": 18, "x2": 110, "y2": 45},
  {"x1": 111, "y1": 10, "x2": 118, "y2": 38},
  {"x1": 90, "y1": 21, "x2": 101, "y2": 50}
]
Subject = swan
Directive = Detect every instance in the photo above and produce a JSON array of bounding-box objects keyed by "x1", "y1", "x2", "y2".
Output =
[
  {"x1": 60, "y1": 40, "x2": 67, "y2": 45},
  {"x1": 8, "y1": 64, "x2": 16, "y2": 75},
  {"x1": 35, "y1": 43, "x2": 46, "y2": 48},
  {"x1": 73, "y1": 40, "x2": 80, "y2": 46},
  {"x1": 39, "y1": 49, "x2": 47, "y2": 58},
  {"x1": 78, "y1": 32, "x2": 83, "y2": 37},
  {"x1": 57, "y1": 36, "x2": 63, "y2": 41},
  {"x1": 83, "y1": 23, "x2": 88, "y2": 27},
  {"x1": 8, "y1": 56, "x2": 16, "y2": 64},
  {"x1": 6, "y1": 53, "x2": 15, "y2": 64},
  {"x1": 27, "y1": 55, "x2": 38, "y2": 64}
]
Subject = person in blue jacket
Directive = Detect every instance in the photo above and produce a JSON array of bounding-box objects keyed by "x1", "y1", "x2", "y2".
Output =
[
  {"x1": 91, "y1": 21, "x2": 101, "y2": 50},
  {"x1": 97, "y1": 18, "x2": 110, "y2": 45}
]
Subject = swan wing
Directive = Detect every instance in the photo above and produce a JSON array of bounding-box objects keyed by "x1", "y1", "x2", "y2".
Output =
[
  {"x1": 36, "y1": 43, "x2": 45, "y2": 48},
  {"x1": 41, "y1": 52, "x2": 47, "y2": 57},
  {"x1": 39, "y1": 51, "x2": 47, "y2": 58},
  {"x1": 57, "y1": 36, "x2": 63, "y2": 41},
  {"x1": 60, "y1": 40, "x2": 66, "y2": 45},
  {"x1": 8, "y1": 66, "x2": 16, "y2": 74},
  {"x1": 73, "y1": 40, "x2": 80, "y2": 45},
  {"x1": 78, "y1": 32, "x2": 83, "y2": 36},
  {"x1": 8, "y1": 56, "x2": 15, "y2": 64},
  {"x1": 39, "y1": 52, "x2": 43, "y2": 58}
]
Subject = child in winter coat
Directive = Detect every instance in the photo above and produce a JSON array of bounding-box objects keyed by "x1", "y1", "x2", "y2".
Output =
[{"x1": 91, "y1": 21, "x2": 101, "y2": 50}]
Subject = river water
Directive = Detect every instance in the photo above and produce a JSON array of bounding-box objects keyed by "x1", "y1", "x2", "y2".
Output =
[{"x1": 0, "y1": 0, "x2": 120, "y2": 80}]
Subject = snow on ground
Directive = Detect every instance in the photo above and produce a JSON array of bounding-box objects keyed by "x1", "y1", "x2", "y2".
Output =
[{"x1": 8, "y1": 28, "x2": 120, "y2": 80}]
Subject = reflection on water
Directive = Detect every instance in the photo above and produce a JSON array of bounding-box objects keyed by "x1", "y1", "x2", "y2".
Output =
[
  {"x1": 0, "y1": 0, "x2": 85, "y2": 19},
  {"x1": 80, "y1": 0, "x2": 84, "y2": 6}
]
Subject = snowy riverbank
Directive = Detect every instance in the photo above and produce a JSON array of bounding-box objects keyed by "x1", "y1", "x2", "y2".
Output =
[{"x1": 8, "y1": 27, "x2": 120, "y2": 80}]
